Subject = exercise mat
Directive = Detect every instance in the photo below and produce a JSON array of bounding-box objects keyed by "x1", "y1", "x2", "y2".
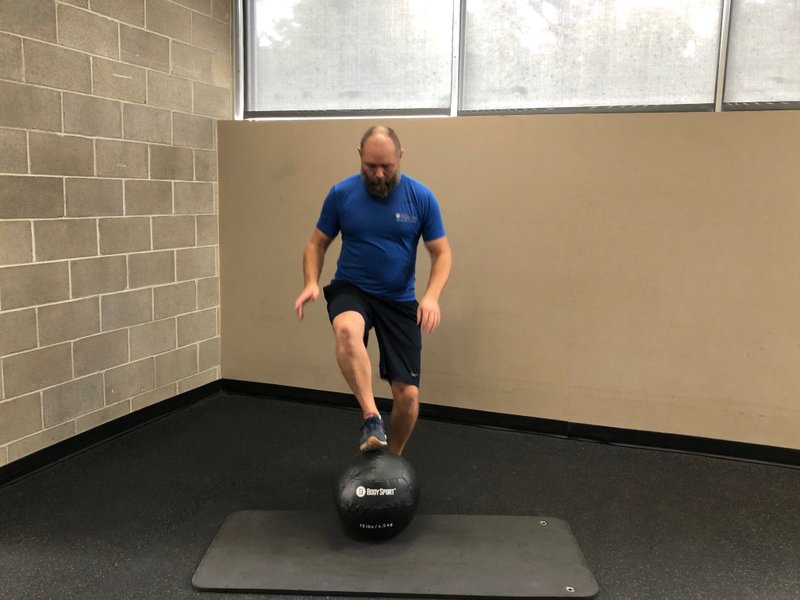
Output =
[{"x1": 193, "y1": 510, "x2": 599, "y2": 598}]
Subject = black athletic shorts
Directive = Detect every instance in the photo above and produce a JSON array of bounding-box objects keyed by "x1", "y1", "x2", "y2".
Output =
[{"x1": 323, "y1": 280, "x2": 421, "y2": 387}]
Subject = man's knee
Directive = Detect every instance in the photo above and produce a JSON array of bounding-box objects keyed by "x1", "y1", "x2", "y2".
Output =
[
  {"x1": 392, "y1": 382, "x2": 419, "y2": 407},
  {"x1": 332, "y1": 312, "x2": 365, "y2": 348}
]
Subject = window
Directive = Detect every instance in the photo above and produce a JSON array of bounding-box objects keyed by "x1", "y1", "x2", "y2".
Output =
[
  {"x1": 239, "y1": 0, "x2": 799, "y2": 117},
  {"x1": 246, "y1": 0, "x2": 455, "y2": 115},
  {"x1": 462, "y1": 0, "x2": 721, "y2": 111},
  {"x1": 724, "y1": 0, "x2": 800, "y2": 104}
]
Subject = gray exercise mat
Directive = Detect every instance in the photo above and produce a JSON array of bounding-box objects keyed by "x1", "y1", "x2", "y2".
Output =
[{"x1": 193, "y1": 510, "x2": 599, "y2": 598}]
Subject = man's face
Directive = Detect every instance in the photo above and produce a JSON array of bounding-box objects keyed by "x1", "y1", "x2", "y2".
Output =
[{"x1": 359, "y1": 136, "x2": 403, "y2": 199}]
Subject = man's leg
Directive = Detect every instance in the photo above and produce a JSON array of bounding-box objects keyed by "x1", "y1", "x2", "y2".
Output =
[
  {"x1": 332, "y1": 311, "x2": 380, "y2": 418},
  {"x1": 388, "y1": 381, "x2": 419, "y2": 455}
]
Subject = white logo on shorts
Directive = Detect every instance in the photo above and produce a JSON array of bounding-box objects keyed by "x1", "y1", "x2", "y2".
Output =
[{"x1": 356, "y1": 486, "x2": 366, "y2": 498}]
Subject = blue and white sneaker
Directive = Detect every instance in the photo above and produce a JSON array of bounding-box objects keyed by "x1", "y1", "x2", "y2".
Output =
[{"x1": 359, "y1": 415, "x2": 388, "y2": 452}]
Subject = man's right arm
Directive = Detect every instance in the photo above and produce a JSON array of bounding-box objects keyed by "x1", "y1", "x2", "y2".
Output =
[{"x1": 294, "y1": 228, "x2": 334, "y2": 319}]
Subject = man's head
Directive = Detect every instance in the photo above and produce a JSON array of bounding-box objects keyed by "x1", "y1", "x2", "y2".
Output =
[{"x1": 358, "y1": 126, "x2": 404, "y2": 199}]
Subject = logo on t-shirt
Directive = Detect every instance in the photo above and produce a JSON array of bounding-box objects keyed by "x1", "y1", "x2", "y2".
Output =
[{"x1": 395, "y1": 212, "x2": 418, "y2": 224}]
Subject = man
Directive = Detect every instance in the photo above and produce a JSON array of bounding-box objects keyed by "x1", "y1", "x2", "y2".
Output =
[{"x1": 294, "y1": 126, "x2": 452, "y2": 455}]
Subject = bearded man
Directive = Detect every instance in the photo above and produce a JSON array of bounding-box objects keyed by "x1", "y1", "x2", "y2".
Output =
[{"x1": 294, "y1": 126, "x2": 452, "y2": 455}]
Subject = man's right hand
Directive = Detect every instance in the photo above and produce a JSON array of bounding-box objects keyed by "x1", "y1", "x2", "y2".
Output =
[{"x1": 294, "y1": 284, "x2": 320, "y2": 320}]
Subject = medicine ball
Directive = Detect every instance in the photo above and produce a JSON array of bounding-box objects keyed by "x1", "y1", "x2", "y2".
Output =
[{"x1": 334, "y1": 450, "x2": 420, "y2": 539}]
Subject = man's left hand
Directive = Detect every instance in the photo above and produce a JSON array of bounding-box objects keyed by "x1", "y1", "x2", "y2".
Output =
[{"x1": 417, "y1": 296, "x2": 441, "y2": 335}]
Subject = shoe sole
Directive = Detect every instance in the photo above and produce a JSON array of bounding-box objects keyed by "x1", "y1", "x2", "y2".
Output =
[{"x1": 360, "y1": 435, "x2": 388, "y2": 452}]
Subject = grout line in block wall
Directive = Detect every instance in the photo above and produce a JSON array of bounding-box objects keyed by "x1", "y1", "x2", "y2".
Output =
[
  {"x1": 66, "y1": 259, "x2": 73, "y2": 308},
  {"x1": 100, "y1": 370, "x2": 108, "y2": 410},
  {"x1": 125, "y1": 324, "x2": 131, "y2": 365},
  {"x1": 144, "y1": 62, "x2": 149, "y2": 106},
  {"x1": 34, "y1": 299, "x2": 41, "y2": 351},
  {"x1": 59, "y1": 90, "x2": 64, "y2": 133},
  {"x1": 124, "y1": 253, "x2": 131, "y2": 290},
  {"x1": 174, "y1": 312, "x2": 180, "y2": 350},
  {"x1": 25, "y1": 131, "x2": 31, "y2": 174},
  {"x1": 3, "y1": 170, "x2": 207, "y2": 198},
  {"x1": 89, "y1": 53, "x2": 95, "y2": 96},
  {"x1": 121, "y1": 176, "x2": 127, "y2": 214},
  {"x1": 39, "y1": 391, "x2": 45, "y2": 429},
  {"x1": 119, "y1": 101, "x2": 125, "y2": 140},
  {"x1": 95, "y1": 217, "x2": 101, "y2": 261},
  {"x1": 54, "y1": 2, "x2": 60, "y2": 46},
  {"x1": 19, "y1": 31, "x2": 25, "y2": 84},
  {"x1": 31, "y1": 213, "x2": 38, "y2": 264}
]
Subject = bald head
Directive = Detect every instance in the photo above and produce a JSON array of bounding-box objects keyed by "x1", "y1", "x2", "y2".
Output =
[{"x1": 359, "y1": 126, "x2": 402, "y2": 155}]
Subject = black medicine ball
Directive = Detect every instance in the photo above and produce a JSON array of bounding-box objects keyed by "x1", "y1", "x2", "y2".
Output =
[{"x1": 334, "y1": 450, "x2": 420, "y2": 539}]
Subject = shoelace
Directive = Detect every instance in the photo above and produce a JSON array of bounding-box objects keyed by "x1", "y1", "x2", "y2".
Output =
[{"x1": 360, "y1": 416, "x2": 382, "y2": 431}]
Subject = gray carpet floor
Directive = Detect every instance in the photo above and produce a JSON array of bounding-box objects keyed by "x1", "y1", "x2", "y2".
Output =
[{"x1": 1, "y1": 392, "x2": 799, "y2": 599}]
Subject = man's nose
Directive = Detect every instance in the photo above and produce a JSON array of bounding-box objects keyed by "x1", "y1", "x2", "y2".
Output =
[{"x1": 374, "y1": 168, "x2": 384, "y2": 179}]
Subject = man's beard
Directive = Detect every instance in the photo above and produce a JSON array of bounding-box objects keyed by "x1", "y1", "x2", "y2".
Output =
[{"x1": 361, "y1": 170, "x2": 399, "y2": 199}]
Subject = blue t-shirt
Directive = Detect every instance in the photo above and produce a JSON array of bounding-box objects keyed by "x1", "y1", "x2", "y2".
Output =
[{"x1": 316, "y1": 174, "x2": 446, "y2": 302}]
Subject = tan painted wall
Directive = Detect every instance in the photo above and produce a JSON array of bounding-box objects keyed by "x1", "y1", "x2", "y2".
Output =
[{"x1": 219, "y1": 112, "x2": 800, "y2": 450}]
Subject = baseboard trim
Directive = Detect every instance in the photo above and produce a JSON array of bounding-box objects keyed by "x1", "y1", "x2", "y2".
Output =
[
  {"x1": 222, "y1": 379, "x2": 800, "y2": 468},
  {"x1": 0, "y1": 381, "x2": 223, "y2": 487},
  {"x1": 3, "y1": 378, "x2": 797, "y2": 488}
]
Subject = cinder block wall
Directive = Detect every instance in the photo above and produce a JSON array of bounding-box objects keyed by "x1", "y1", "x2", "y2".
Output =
[{"x1": 0, "y1": 0, "x2": 232, "y2": 467}]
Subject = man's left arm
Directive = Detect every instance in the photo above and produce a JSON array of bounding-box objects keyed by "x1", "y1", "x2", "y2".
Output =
[{"x1": 418, "y1": 236, "x2": 452, "y2": 335}]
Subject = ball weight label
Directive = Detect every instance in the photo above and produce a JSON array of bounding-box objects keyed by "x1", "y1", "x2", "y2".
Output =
[{"x1": 359, "y1": 522, "x2": 394, "y2": 530}]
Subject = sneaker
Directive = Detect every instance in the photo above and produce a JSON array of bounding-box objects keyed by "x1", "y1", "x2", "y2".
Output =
[{"x1": 359, "y1": 415, "x2": 388, "y2": 452}]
